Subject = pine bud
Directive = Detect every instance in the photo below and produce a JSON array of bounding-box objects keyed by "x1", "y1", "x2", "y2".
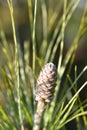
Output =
[
  {"x1": 35, "y1": 62, "x2": 57, "y2": 103},
  {"x1": 33, "y1": 63, "x2": 57, "y2": 130}
]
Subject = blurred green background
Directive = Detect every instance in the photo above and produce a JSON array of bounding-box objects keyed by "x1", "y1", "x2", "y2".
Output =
[
  {"x1": 0, "y1": 0, "x2": 87, "y2": 65},
  {"x1": 0, "y1": 0, "x2": 87, "y2": 130}
]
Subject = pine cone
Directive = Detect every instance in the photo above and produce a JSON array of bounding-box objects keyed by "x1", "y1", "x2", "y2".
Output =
[{"x1": 35, "y1": 62, "x2": 57, "y2": 103}]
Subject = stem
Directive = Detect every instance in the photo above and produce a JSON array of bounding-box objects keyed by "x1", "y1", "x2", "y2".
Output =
[
  {"x1": 32, "y1": 0, "x2": 37, "y2": 118},
  {"x1": 7, "y1": 0, "x2": 24, "y2": 130},
  {"x1": 57, "y1": 0, "x2": 66, "y2": 73},
  {"x1": 33, "y1": 101, "x2": 46, "y2": 130},
  {"x1": 32, "y1": 0, "x2": 37, "y2": 74}
]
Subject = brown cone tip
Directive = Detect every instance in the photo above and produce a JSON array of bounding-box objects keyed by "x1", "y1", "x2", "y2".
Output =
[{"x1": 35, "y1": 62, "x2": 57, "y2": 102}]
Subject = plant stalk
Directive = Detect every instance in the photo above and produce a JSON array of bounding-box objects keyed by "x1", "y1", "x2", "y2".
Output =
[{"x1": 33, "y1": 101, "x2": 46, "y2": 130}]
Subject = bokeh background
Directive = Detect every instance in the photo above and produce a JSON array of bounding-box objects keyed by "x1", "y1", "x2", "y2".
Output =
[
  {"x1": 0, "y1": 0, "x2": 87, "y2": 130},
  {"x1": 0, "y1": 0, "x2": 87, "y2": 67}
]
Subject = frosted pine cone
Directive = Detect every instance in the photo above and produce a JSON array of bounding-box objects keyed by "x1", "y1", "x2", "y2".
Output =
[{"x1": 35, "y1": 62, "x2": 57, "y2": 103}]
